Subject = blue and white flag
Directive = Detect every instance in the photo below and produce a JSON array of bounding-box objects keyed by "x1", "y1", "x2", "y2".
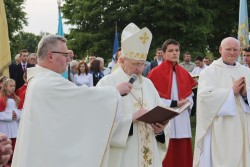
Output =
[
  {"x1": 57, "y1": 6, "x2": 64, "y2": 37},
  {"x1": 112, "y1": 32, "x2": 119, "y2": 62},
  {"x1": 238, "y1": 0, "x2": 249, "y2": 48}
]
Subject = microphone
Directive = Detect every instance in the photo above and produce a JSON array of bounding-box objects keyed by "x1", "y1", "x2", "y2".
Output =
[
  {"x1": 122, "y1": 74, "x2": 137, "y2": 96},
  {"x1": 128, "y1": 74, "x2": 137, "y2": 84}
]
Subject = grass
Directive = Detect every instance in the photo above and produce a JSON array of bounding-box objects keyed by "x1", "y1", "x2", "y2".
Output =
[{"x1": 190, "y1": 115, "x2": 196, "y2": 150}]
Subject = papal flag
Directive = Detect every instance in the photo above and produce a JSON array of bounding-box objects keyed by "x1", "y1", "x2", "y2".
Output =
[
  {"x1": 0, "y1": 0, "x2": 11, "y2": 77},
  {"x1": 238, "y1": 0, "x2": 249, "y2": 48}
]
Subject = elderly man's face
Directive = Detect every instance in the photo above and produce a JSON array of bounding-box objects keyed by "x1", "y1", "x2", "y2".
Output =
[
  {"x1": 219, "y1": 38, "x2": 240, "y2": 65},
  {"x1": 121, "y1": 57, "x2": 146, "y2": 76},
  {"x1": 28, "y1": 55, "x2": 37, "y2": 65},
  {"x1": 50, "y1": 41, "x2": 70, "y2": 74}
]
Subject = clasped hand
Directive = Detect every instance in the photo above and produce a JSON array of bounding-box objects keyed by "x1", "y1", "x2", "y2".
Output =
[
  {"x1": 233, "y1": 77, "x2": 246, "y2": 96},
  {"x1": 177, "y1": 99, "x2": 189, "y2": 108},
  {"x1": 0, "y1": 134, "x2": 12, "y2": 165}
]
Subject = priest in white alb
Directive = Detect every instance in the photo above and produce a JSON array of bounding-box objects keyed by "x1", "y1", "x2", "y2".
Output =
[
  {"x1": 97, "y1": 23, "x2": 170, "y2": 167},
  {"x1": 193, "y1": 37, "x2": 250, "y2": 167},
  {"x1": 12, "y1": 35, "x2": 132, "y2": 167}
]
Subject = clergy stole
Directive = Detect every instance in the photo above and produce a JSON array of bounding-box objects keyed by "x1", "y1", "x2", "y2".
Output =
[{"x1": 130, "y1": 86, "x2": 154, "y2": 166}]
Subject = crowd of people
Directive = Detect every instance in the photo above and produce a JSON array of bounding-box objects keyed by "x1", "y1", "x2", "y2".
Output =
[{"x1": 0, "y1": 22, "x2": 250, "y2": 167}]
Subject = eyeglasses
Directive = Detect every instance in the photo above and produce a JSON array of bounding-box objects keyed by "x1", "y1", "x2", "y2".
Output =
[
  {"x1": 124, "y1": 58, "x2": 146, "y2": 68},
  {"x1": 51, "y1": 51, "x2": 69, "y2": 57},
  {"x1": 224, "y1": 48, "x2": 240, "y2": 53}
]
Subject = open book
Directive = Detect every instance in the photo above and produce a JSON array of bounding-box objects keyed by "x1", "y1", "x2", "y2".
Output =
[{"x1": 137, "y1": 102, "x2": 191, "y2": 124}]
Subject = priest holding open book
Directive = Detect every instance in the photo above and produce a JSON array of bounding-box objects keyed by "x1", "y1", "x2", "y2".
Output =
[
  {"x1": 148, "y1": 39, "x2": 197, "y2": 167},
  {"x1": 97, "y1": 23, "x2": 170, "y2": 167}
]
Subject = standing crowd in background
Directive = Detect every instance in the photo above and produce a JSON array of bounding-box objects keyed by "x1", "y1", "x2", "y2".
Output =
[{"x1": 0, "y1": 22, "x2": 250, "y2": 167}]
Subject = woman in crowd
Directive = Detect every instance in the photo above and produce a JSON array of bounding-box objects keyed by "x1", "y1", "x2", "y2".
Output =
[
  {"x1": 89, "y1": 59, "x2": 103, "y2": 86},
  {"x1": 73, "y1": 61, "x2": 93, "y2": 87}
]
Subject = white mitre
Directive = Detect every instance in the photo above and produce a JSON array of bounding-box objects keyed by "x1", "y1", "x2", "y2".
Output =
[{"x1": 121, "y1": 23, "x2": 152, "y2": 60}]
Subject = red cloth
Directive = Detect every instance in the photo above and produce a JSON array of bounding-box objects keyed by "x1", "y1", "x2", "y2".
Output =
[
  {"x1": 17, "y1": 89, "x2": 26, "y2": 109},
  {"x1": 147, "y1": 60, "x2": 197, "y2": 99},
  {"x1": 15, "y1": 84, "x2": 27, "y2": 96},
  {"x1": 0, "y1": 94, "x2": 21, "y2": 111},
  {"x1": 163, "y1": 138, "x2": 193, "y2": 167},
  {"x1": 148, "y1": 60, "x2": 195, "y2": 167},
  {"x1": 0, "y1": 96, "x2": 7, "y2": 112}
]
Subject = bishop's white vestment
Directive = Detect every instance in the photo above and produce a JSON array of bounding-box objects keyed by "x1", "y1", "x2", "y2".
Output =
[{"x1": 97, "y1": 67, "x2": 170, "y2": 167}]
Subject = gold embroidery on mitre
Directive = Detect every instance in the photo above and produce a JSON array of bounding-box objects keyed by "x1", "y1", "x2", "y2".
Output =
[
  {"x1": 125, "y1": 52, "x2": 146, "y2": 60},
  {"x1": 139, "y1": 32, "x2": 149, "y2": 44}
]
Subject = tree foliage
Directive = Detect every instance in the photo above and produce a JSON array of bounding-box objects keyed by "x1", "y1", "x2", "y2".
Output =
[
  {"x1": 4, "y1": 0, "x2": 244, "y2": 62},
  {"x1": 4, "y1": 0, "x2": 28, "y2": 59},
  {"x1": 11, "y1": 32, "x2": 41, "y2": 56},
  {"x1": 62, "y1": 0, "x2": 244, "y2": 61},
  {"x1": 4, "y1": 0, "x2": 27, "y2": 40}
]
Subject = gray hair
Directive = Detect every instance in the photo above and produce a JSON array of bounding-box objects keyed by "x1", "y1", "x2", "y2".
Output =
[
  {"x1": 37, "y1": 35, "x2": 67, "y2": 60},
  {"x1": 15, "y1": 54, "x2": 20, "y2": 60},
  {"x1": 28, "y1": 53, "x2": 37, "y2": 58},
  {"x1": 96, "y1": 57, "x2": 104, "y2": 63},
  {"x1": 70, "y1": 60, "x2": 79, "y2": 68}
]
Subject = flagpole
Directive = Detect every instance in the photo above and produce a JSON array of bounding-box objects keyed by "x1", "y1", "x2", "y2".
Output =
[{"x1": 115, "y1": 22, "x2": 117, "y2": 33}]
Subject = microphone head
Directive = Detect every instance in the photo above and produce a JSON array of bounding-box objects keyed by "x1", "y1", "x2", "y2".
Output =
[{"x1": 129, "y1": 74, "x2": 137, "y2": 84}]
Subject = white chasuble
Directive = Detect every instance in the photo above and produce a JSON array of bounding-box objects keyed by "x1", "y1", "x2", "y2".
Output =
[
  {"x1": 97, "y1": 67, "x2": 170, "y2": 167},
  {"x1": 193, "y1": 58, "x2": 250, "y2": 167},
  {"x1": 12, "y1": 66, "x2": 121, "y2": 167}
]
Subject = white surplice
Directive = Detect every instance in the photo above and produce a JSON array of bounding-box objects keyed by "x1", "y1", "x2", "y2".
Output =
[
  {"x1": 12, "y1": 66, "x2": 121, "y2": 167},
  {"x1": 161, "y1": 72, "x2": 193, "y2": 139},
  {"x1": 97, "y1": 67, "x2": 170, "y2": 167},
  {"x1": 193, "y1": 58, "x2": 250, "y2": 167},
  {"x1": 0, "y1": 99, "x2": 21, "y2": 138}
]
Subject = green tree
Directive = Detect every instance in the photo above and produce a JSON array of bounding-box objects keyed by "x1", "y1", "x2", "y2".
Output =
[
  {"x1": 62, "y1": 0, "x2": 246, "y2": 61},
  {"x1": 4, "y1": 0, "x2": 27, "y2": 60},
  {"x1": 4, "y1": 0, "x2": 27, "y2": 40},
  {"x1": 11, "y1": 32, "x2": 41, "y2": 56}
]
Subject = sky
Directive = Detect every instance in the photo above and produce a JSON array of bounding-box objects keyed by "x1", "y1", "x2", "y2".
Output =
[{"x1": 23, "y1": 0, "x2": 70, "y2": 35}]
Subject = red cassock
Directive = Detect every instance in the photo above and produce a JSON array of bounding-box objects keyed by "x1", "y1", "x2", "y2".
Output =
[
  {"x1": 148, "y1": 60, "x2": 197, "y2": 167},
  {"x1": 16, "y1": 84, "x2": 27, "y2": 109},
  {"x1": 15, "y1": 84, "x2": 27, "y2": 96}
]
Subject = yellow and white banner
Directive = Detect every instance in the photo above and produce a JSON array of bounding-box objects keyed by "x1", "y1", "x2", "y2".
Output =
[{"x1": 0, "y1": 0, "x2": 11, "y2": 77}]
